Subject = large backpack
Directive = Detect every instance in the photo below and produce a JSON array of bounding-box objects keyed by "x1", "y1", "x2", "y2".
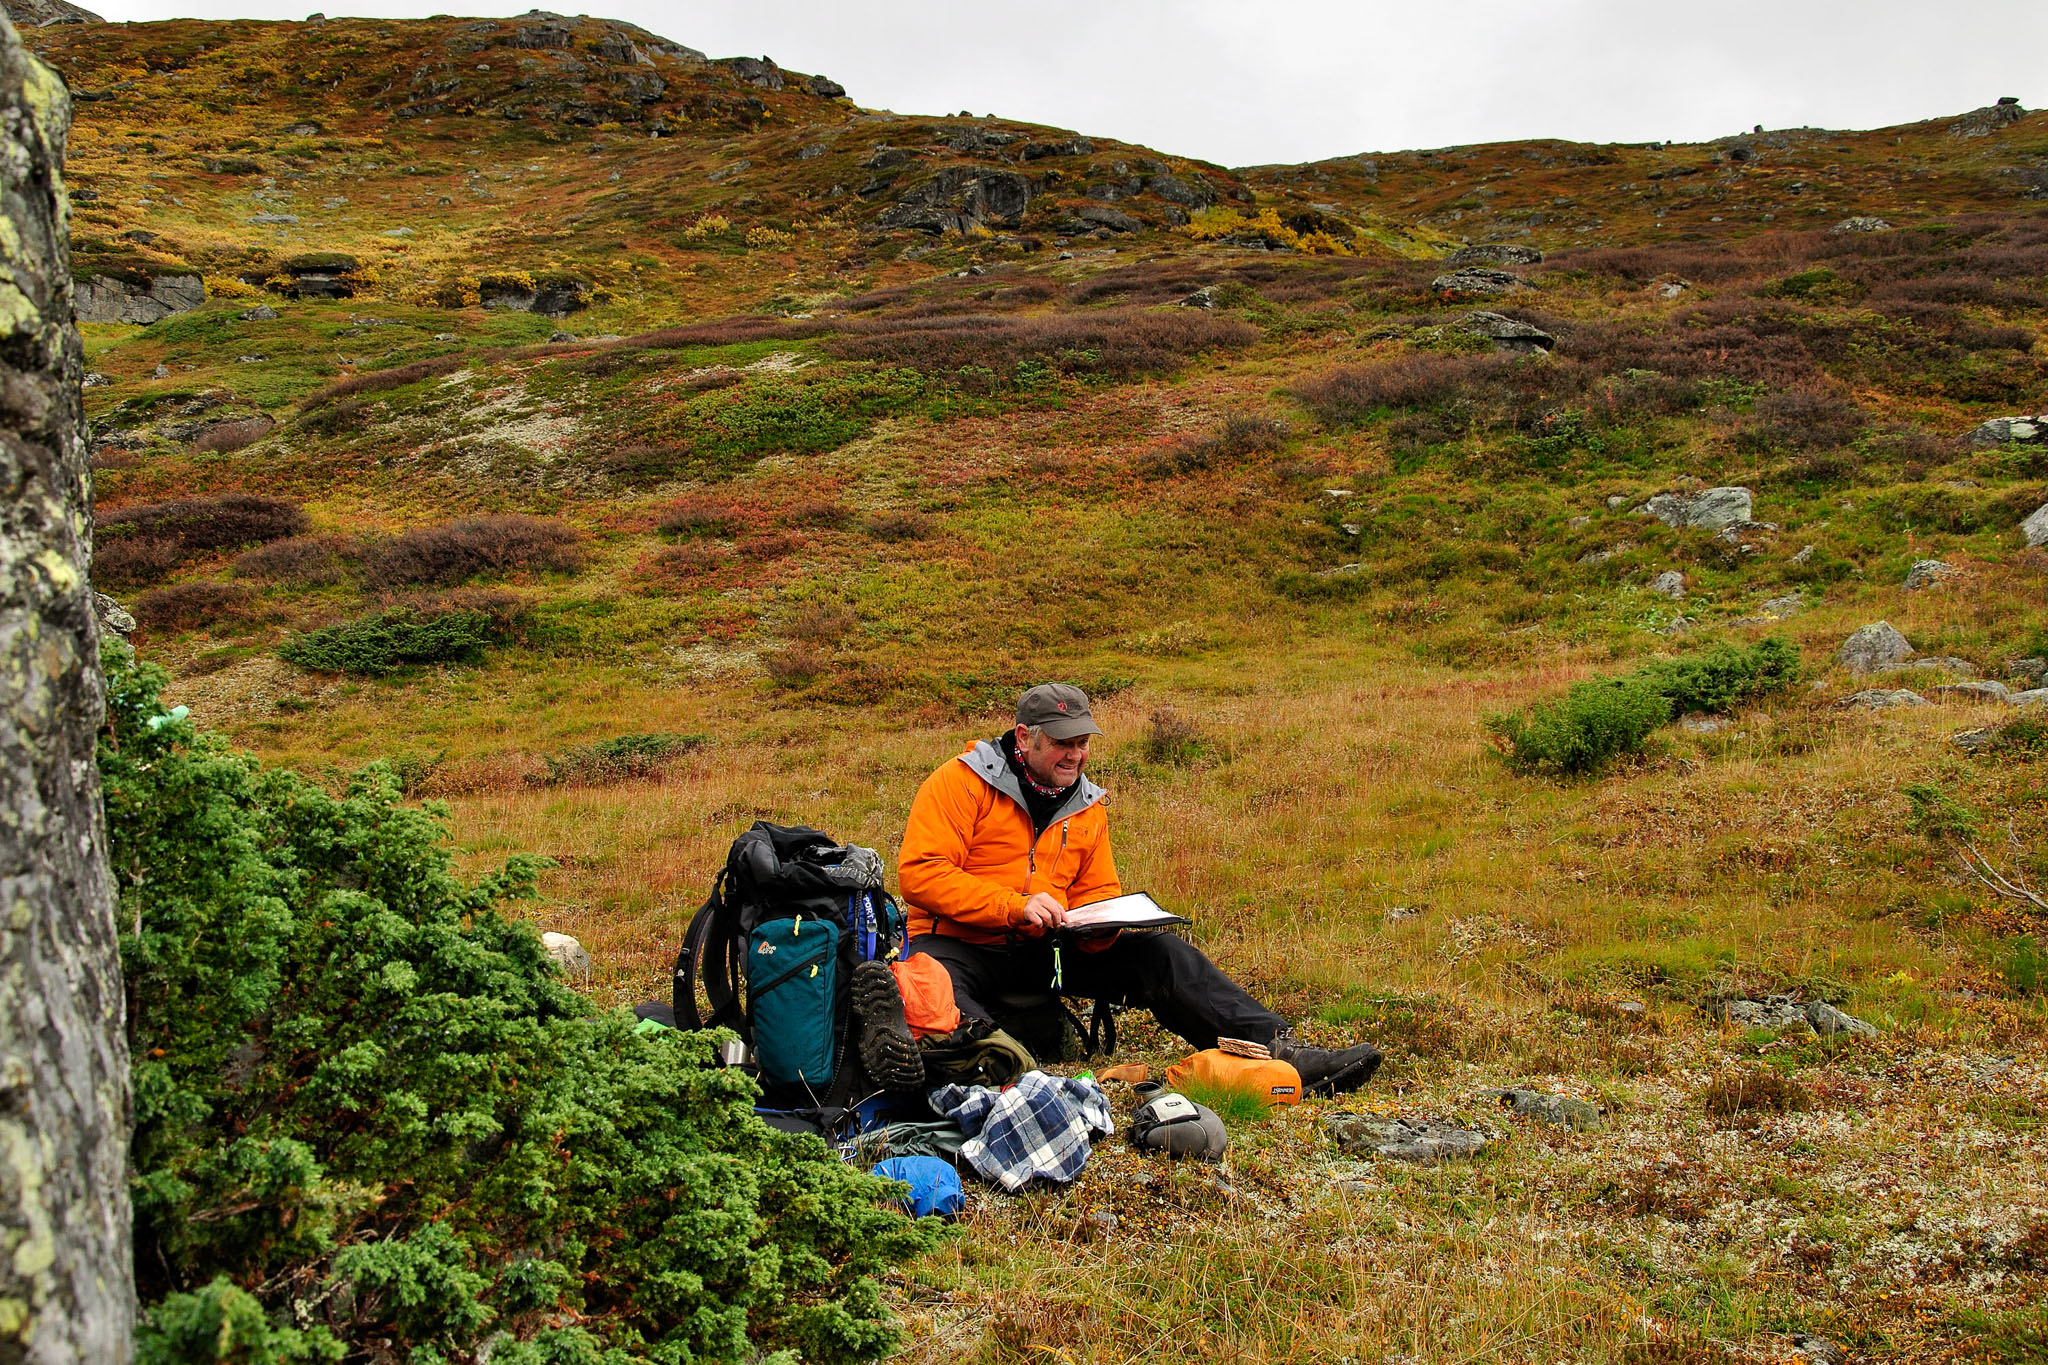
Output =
[{"x1": 673, "y1": 822, "x2": 902, "y2": 1106}]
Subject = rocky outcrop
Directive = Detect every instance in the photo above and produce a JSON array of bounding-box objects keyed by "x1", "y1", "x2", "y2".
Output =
[
  {"x1": 275, "y1": 252, "x2": 358, "y2": 300},
  {"x1": 1833, "y1": 216, "x2": 1893, "y2": 233},
  {"x1": 1431, "y1": 266, "x2": 1524, "y2": 297},
  {"x1": 1836, "y1": 688, "x2": 1927, "y2": 710},
  {"x1": 1457, "y1": 310, "x2": 1552, "y2": 353},
  {"x1": 1480, "y1": 1088, "x2": 1602, "y2": 1131},
  {"x1": 0, "y1": 18, "x2": 134, "y2": 1359},
  {"x1": 2023, "y1": 500, "x2": 2048, "y2": 548},
  {"x1": 0, "y1": 0, "x2": 101, "y2": 23},
  {"x1": 1446, "y1": 243, "x2": 1542, "y2": 266},
  {"x1": 877, "y1": 167, "x2": 1031, "y2": 234},
  {"x1": 719, "y1": 55, "x2": 783, "y2": 90},
  {"x1": 1904, "y1": 559, "x2": 1957, "y2": 590},
  {"x1": 74, "y1": 271, "x2": 202, "y2": 323},
  {"x1": 1837, "y1": 621, "x2": 1914, "y2": 674},
  {"x1": 1950, "y1": 97, "x2": 2025, "y2": 138},
  {"x1": 1326, "y1": 1113, "x2": 1487, "y2": 1162},
  {"x1": 1967, "y1": 414, "x2": 2048, "y2": 447},
  {"x1": 1020, "y1": 136, "x2": 1092, "y2": 161},
  {"x1": 1639, "y1": 485, "x2": 1753, "y2": 533}
]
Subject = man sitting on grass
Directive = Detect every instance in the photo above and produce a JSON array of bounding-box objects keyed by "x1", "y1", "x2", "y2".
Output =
[{"x1": 852, "y1": 683, "x2": 1382, "y2": 1093}]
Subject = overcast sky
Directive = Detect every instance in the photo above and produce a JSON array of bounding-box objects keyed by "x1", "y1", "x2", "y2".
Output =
[{"x1": 93, "y1": 0, "x2": 2048, "y2": 167}]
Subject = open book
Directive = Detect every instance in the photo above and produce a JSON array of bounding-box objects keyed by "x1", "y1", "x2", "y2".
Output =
[{"x1": 1062, "y1": 892, "x2": 1189, "y2": 933}]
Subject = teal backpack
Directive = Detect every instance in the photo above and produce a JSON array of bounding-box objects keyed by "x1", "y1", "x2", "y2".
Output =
[{"x1": 673, "y1": 822, "x2": 903, "y2": 1105}]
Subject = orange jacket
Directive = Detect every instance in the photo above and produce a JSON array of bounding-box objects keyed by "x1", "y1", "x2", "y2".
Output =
[{"x1": 898, "y1": 740, "x2": 1121, "y2": 945}]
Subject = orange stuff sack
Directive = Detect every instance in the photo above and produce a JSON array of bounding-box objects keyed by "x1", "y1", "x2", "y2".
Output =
[
  {"x1": 1164, "y1": 1049, "x2": 1303, "y2": 1108},
  {"x1": 891, "y1": 953, "x2": 962, "y2": 1038}
]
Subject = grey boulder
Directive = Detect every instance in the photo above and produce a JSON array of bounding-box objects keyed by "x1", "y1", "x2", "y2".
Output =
[
  {"x1": 1804, "y1": 1001, "x2": 1878, "y2": 1037},
  {"x1": 1904, "y1": 559, "x2": 1957, "y2": 590},
  {"x1": 1833, "y1": 216, "x2": 1893, "y2": 233},
  {"x1": 1650, "y1": 570, "x2": 1686, "y2": 599},
  {"x1": 2024, "y1": 501, "x2": 2048, "y2": 548},
  {"x1": 541, "y1": 931, "x2": 591, "y2": 978},
  {"x1": 1640, "y1": 485, "x2": 1754, "y2": 532},
  {"x1": 1835, "y1": 688, "x2": 1928, "y2": 709},
  {"x1": 2012, "y1": 688, "x2": 2048, "y2": 708},
  {"x1": 1910, "y1": 655, "x2": 1979, "y2": 677},
  {"x1": 2008, "y1": 656, "x2": 2048, "y2": 689},
  {"x1": 1935, "y1": 680, "x2": 2012, "y2": 704},
  {"x1": 1458, "y1": 310, "x2": 1553, "y2": 353},
  {"x1": 878, "y1": 167, "x2": 1032, "y2": 233},
  {"x1": 1325, "y1": 1113, "x2": 1488, "y2": 1162},
  {"x1": 1446, "y1": 243, "x2": 1542, "y2": 266},
  {"x1": 1970, "y1": 415, "x2": 2048, "y2": 448},
  {"x1": 1432, "y1": 267, "x2": 1524, "y2": 297},
  {"x1": 75, "y1": 273, "x2": 205, "y2": 324},
  {"x1": 1479, "y1": 1088, "x2": 1601, "y2": 1132},
  {"x1": 1836, "y1": 621, "x2": 1913, "y2": 674}
]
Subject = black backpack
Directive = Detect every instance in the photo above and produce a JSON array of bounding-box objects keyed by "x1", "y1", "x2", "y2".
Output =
[{"x1": 673, "y1": 822, "x2": 902, "y2": 1104}]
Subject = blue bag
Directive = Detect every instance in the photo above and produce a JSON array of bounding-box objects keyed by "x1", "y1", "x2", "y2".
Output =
[
  {"x1": 746, "y1": 915, "x2": 839, "y2": 1087},
  {"x1": 873, "y1": 1155, "x2": 963, "y2": 1220}
]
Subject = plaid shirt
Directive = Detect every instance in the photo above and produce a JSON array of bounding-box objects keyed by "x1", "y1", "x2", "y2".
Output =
[{"x1": 930, "y1": 1072, "x2": 1113, "y2": 1192}]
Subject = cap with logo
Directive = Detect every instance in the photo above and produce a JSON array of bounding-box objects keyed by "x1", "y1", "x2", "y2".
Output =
[{"x1": 1015, "y1": 682, "x2": 1102, "y2": 741}]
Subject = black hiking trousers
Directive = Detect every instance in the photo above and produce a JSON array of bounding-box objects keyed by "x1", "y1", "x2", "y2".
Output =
[{"x1": 907, "y1": 930, "x2": 1286, "y2": 1052}]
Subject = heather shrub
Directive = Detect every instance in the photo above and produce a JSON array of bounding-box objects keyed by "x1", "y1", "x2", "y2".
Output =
[
  {"x1": 94, "y1": 536, "x2": 187, "y2": 590},
  {"x1": 278, "y1": 607, "x2": 499, "y2": 675},
  {"x1": 636, "y1": 542, "x2": 730, "y2": 588},
  {"x1": 762, "y1": 642, "x2": 831, "y2": 688},
  {"x1": 104, "y1": 651, "x2": 938, "y2": 1363},
  {"x1": 787, "y1": 602, "x2": 857, "y2": 643},
  {"x1": 825, "y1": 307, "x2": 1256, "y2": 382},
  {"x1": 298, "y1": 354, "x2": 469, "y2": 411},
  {"x1": 865, "y1": 511, "x2": 933, "y2": 541},
  {"x1": 1735, "y1": 388, "x2": 1864, "y2": 453},
  {"x1": 133, "y1": 581, "x2": 255, "y2": 633},
  {"x1": 233, "y1": 533, "x2": 362, "y2": 587},
  {"x1": 365, "y1": 515, "x2": 585, "y2": 587},
  {"x1": 1139, "y1": 706, "x2": 1211, "y2": 766},
  {"x1": 98, "y1": 494, "x2": 311, "y2": 587},
  {"x1": 189, "y1": 415, "x2": 274, "y2": 453},
  {"x1": 1292, "y1": 353, "x2": 1495, "y2": 426},
  {"x1": 658, "y1": 496, "x2": 747, "y2": 538}
]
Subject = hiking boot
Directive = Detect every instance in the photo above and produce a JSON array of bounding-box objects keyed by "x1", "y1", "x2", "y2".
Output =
[
  {"x1": 851, "y1": 960, "x2": 925, "y2": 1092},
  {"x1": 1272, "y1": 1032, "x2": 1382, "y2": 1094}
]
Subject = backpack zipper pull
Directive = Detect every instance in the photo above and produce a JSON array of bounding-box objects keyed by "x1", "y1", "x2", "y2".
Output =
[
  {"x1": 793, "y1": 914, "x2": 802, "y2": 936},
  {"x1": 1052, "y1": 942, "x2": 1063, "y2": 991}
]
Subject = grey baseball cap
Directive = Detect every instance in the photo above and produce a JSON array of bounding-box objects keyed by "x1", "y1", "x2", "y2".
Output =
[{"x1": 1016, "y1": 683, "x2": 1102, "y2": 740}]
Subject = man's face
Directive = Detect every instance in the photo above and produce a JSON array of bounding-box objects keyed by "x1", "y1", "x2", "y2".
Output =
[{"x1": 1016, "y1": 725, "x2": 1091, "y2": 788}]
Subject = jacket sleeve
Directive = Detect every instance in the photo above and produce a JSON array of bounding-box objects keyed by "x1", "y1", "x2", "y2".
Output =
[
  {"x1": 899, "y1": 764, "x2": 1029, "y2": 932},
  {"x1": 1064, "y1": 810, "x2": 1122, "y2": 910}
]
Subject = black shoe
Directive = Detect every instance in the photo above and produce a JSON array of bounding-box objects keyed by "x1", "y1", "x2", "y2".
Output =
[
  {"x1": 1272, "y1": 1032, "x2": 1382, "y2": 1094},
  {"x1": 851, "y1": 960, "x2": 925, "y2": 1092}
]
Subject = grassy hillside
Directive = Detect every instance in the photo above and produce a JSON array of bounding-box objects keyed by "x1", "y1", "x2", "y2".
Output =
[{"x1": 28, "y1": 14, "x2": 2048, "y2": 1364}]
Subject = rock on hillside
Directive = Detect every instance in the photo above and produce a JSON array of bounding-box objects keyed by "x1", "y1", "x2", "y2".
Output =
[
  {"x1": 74, "y1": 272, "x2": 202, "y2": 324},
  {"x1": 1458, "y1": 311, "x2": 1553, "y2": 353},
  {"x1": 0, "y1": 0, "x2": 100, "y2": 24},
  {"x1": 1837, "y1": 622, "x2": 1913, "y2": 674},
  {"x1": 2024, "y1": 501, "x2": 2048, "y2": 548},
  {"x1": 1639, "y1": 486, "x2": 1753, "y2": 533}
]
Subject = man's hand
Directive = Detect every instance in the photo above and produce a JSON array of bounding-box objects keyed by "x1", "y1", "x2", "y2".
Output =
[{"x1": 1017, "y1": 892, "x2": 1068, "y2": 934}]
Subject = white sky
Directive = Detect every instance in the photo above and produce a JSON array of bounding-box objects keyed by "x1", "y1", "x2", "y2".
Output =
[{"x1": 91, "y1": 0, "x2": 2048, "y2": 167}]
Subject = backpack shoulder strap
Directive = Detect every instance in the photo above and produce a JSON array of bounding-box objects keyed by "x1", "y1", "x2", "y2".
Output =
[{"x1": 674, "y1": 868, "x2": 745, "y2": 1032}]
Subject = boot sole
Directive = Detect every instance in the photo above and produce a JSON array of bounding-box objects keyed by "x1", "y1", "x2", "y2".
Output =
[
  {"x1": 851, "y1": 960, "x2": 926, "y2": 1091},
  {"x1": 1311, "y1": 1049, "x2": 1384, "y2": 1095}
]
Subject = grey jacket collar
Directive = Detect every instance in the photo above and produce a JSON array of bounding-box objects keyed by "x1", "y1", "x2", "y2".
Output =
[{"x1": 959, "y1": 738, "x2": 1106, "y2": 825}]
